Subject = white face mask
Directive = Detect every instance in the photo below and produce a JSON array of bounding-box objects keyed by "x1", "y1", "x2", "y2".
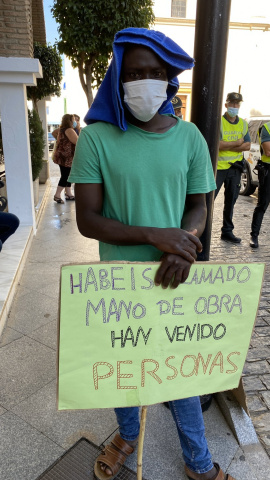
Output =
[{"x1": 122, "y1": 79, "x2": 168, "y2": 122}]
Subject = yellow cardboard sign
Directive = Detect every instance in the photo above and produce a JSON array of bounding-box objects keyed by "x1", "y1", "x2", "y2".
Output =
[{"x1": 58, "y1": 262, "x2": 264, "y2": 410}]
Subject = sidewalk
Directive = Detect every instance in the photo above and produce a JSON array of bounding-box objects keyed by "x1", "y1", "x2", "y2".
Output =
[{"x1": 0, "y1": 159, "x2": 270, "y2": 480}]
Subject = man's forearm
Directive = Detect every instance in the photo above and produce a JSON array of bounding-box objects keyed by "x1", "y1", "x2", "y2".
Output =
[
  {"x1": 229, "y1": 142, "x2": 251, "y2": 153},
  {"x1": 219, "y1": 137, "x2": 245, "y2": 151},
  {"x1": 181, "y1": 204, "x2": 207, "y2": 238},
  {"x1": 77, "y1": 210, "x2": 154, "y2": 246},
  {"x1": 76, "y1": 210, "x2": 201, "y2": 262}
]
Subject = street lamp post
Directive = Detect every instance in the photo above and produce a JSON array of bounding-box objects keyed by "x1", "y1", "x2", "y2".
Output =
[{"x1": 191, "y1": 0, "x2": 232, "y2": 260}]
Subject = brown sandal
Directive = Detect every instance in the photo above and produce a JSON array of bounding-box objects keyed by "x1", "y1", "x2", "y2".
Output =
[
  {"x1": 185, "y1": 463, "x2": 236, "y2": 480},
  {"x1": 94, "y1": 433, "x2": 135, "y2": 480}
]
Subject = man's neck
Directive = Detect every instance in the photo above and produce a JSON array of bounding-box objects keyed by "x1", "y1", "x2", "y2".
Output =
[
  {"x1": 126, "y1": 111, "x2": 177, "y2": 133},
  {"x1": 224, "y1": 112, "x2": 237, "y2": 123}
]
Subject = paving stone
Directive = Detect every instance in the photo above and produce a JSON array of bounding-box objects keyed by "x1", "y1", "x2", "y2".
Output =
[
  {"x1": 0, "y1": 411, "x2": 64, "y2": 480},
  {"x1": 28, "y1": 319, "x2": 58, "y2": 351},
  {"x1": 246, "y1": 347, "x2": 270, "y2": 362},
  {"x1": 18, "y1": 262, "x2": 60, "y2": 290},
  {"x1": 228, "y1": 446, "x2": 264, "y2": 480},
  {"x1": 242, "y1": 376, "x2": 266, "y2": 391},
  {"x1": 0, "y1": 336, "x2": 56, "y2": 409},
  {"x1": 0, "y1": 326, "x2": 23, "y2": 347},
  {"x1": 240, "y1": 444, "x2": 270, "y2": 480},
  {"x1": 252, "y1": 411, "x2": 270, "y2": 433},
  {"x1": 259, "y1": 301, "x2": 270, "y2": 308},
  {"x1": 261, "y1": 374, "x2": 270, "y2": 389},
  {"x1": 7, "y1": 289, "x2": 58, "y2": 335},
  {"x1": 0, "y1": 406, "x2": 6, "y2": 415},
  {"x1": 11, "y1": 380, "x2": 118, "y2": 449},
  {"x1": 255, "y1": 317, "x2": 268, "y2": 325},
  {"x1": 260, "y1": 434, "x2": 270, "y2": 448},
  {"x1": 254, "y1": 327, "x2": 270, "y2": 336},
  {"x1": 246, "y1": 394, "x2": 267, "y2": 412},
  {"x1": 250, "y1": 335, "x2": 270, "y2": 348},
  {"x1": 261, "y1": 391, "x2": 270, "y2": 409},
  {"x1": 243, "y1": 360, "x2": 270, "y2": 375}
]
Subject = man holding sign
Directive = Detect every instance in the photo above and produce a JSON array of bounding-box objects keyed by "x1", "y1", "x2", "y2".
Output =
[{"x1": 69, "y1": 28, "x2": 234, "y2": 480}]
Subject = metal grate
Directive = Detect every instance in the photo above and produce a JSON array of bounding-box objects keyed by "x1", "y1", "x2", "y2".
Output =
[{"x1": 36, "y1": 438, "x2": 145, "y2": 480}]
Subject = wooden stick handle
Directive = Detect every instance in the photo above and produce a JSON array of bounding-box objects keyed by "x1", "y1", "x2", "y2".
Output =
[{"x1": 137, "y1": 406, "x2": 147, "y2": 480}]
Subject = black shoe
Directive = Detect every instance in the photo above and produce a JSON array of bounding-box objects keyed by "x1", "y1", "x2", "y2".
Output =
[
  {"x1": 220, "y1": 232, "x2": 241, "y2": 243},
  {"x1": 250, "y1": 235, "x2": 258, "y2": 248},
  {"x1": 200, "y1": 394, "x2": 212, "y2": 412}
]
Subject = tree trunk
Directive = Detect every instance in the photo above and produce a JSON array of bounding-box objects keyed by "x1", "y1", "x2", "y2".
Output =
[
  {"x1": 85, "y1": 61, "x2": 94, "y2": 108},
  {"x1": 78, "y1": 57, "x2": 89, "y2": 102},
  {"x1": 32, "y1": 98, "x2": 38, "y2": 112},
  {"x1": 78, "y1": 56, "x2": 94, "y2": 108}
]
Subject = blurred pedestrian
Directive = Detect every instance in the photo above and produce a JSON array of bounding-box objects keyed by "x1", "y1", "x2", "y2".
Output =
[
  {"x1": 73, "y1": 114, "x2": 82, "y2": 135},
  {"x1": 215, "y1": 92, "x2": 251, "y2": 243},
  {"x1": 250, "y1": 121, "x2": 270, "y2": 248},
  {"x1": 53, "y1": 114, "x2": 78, "y2": 203},
  {"x1": 52, "y1": 113, "x2": 81, "y2": 140},
  {"x1": 172, "y1": 95, "x2": 184, "y2": 119}
]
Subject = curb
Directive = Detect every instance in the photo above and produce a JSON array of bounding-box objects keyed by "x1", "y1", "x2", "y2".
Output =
[{"x1": 215, "y1": 391, "x2": 258, "y2": 445}]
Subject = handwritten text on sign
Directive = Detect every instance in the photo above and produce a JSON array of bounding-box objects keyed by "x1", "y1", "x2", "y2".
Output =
[{"x1": 58, "y1": 262, "x2": 264, "y2": 410}]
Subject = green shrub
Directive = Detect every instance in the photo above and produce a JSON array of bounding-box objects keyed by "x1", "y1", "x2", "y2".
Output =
[
  {"x1": 27, "y1": 43, "x2": 62, "y2": 111},
  {"x1": 28, "y1": 109, "x2": 45, "y2": 181}
]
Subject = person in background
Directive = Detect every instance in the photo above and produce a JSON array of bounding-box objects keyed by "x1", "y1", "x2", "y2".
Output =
[
  {"x1": 52, "y1": 113, "x2": 81, "y2": 140},
  {"x1": 215, "y1": 92, "x2": 251, "y2": 243},
  {"x1": 172, "y1": 95, "x2": 184, "y2": 119},
  {"x1": 73, "y1": 114, "x2": 82, "y2": 135},
  {"x1": 52, "y1": 114, "x2": 78, "y2": 203},
  {"x1": 250, "y1": 120, "x2": 270, "y2": 248},
  {"x1": 0, "y1": 211, "x2": 20, "y2": 252},
  {"x1": 69, "y1": 27, "x2": 236, "y2": 480}
]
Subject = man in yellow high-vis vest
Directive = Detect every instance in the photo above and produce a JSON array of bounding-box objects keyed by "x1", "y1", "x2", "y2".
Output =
[
  {"x1": 215, "y1": 92, "x2": 251, "y2": 243},
  {"x1": 250, "y1": 122, "x2": 270, "y2": 248}
]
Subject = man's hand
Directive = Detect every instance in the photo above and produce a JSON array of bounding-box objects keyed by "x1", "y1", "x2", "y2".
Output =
[
  {"x1": 235, "y1": 137, "x2": 244, "y2": 147},
  {"x1": 241, "y1": 141, "x2": 251, "y2": 151},
  {"x1": 155, "y1": 253, "x2": 193, "y2": 289},
  {"x1": 151, "y1": 228, "x2": 202, "y2": 263}
]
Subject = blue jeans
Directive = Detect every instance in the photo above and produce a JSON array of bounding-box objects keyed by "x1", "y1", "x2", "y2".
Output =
[
  {"x1": 0, "y1": 212, "x2": 20, "y2": 252},
  {"x1": 115, "y1": 396, "x2": 213, "y2": 475}
]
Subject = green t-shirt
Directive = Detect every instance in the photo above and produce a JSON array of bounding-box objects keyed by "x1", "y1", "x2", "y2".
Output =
[{"x1": 69, "y1": 116, "x2": 216, "y2": 262}]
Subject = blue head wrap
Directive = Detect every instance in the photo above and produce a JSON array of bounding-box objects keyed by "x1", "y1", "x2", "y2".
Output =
[{"x1": 84, "y1": 27, "x2": 194, "y2": 131}]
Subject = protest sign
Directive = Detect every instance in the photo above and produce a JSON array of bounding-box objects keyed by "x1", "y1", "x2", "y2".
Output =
[{"x1": 58, "y1": 262, "x2": 264, "y2": 410}]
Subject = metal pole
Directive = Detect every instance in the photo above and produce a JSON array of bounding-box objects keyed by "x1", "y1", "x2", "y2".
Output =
[{"x1": 191, "y1": 0, "x2": 232, "y2": 260}]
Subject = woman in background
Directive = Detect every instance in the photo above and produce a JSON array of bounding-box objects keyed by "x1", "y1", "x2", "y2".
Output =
[{"x1": 53, "y1": 114, "x2": 78, "y2": 203}]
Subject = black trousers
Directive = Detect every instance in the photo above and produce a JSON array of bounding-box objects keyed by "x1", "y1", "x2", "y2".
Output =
[
  {"x1": 251, "y1": 163, "x2": 270, "y2": 237},
  {"x1": 215, "y1": 167, "x2": 241, "y2": 234},
  {"x1": 58, "y1": 165, "x2": 71, "y2": 188}
]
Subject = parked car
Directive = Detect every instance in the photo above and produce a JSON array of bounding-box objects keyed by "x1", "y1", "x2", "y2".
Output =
[
  {"x1": 48, "y1": 132, "x2": 56, "y2": 151},
  {"x1": 240, "y1": 116, "x2": 270, "y2": 196}
]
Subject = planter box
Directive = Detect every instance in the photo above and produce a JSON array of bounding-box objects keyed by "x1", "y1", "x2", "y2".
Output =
[
  {"x1": 33, "y1": 177, "x2": 39, "y2": 206},
  {"x1": 39, "y1": 159, "x2": 50, "y2": 184}
]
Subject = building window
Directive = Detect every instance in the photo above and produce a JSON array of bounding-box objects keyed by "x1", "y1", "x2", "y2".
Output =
[{"x1": 171, "y1": 0, "x2": 187, "y2": 18}]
